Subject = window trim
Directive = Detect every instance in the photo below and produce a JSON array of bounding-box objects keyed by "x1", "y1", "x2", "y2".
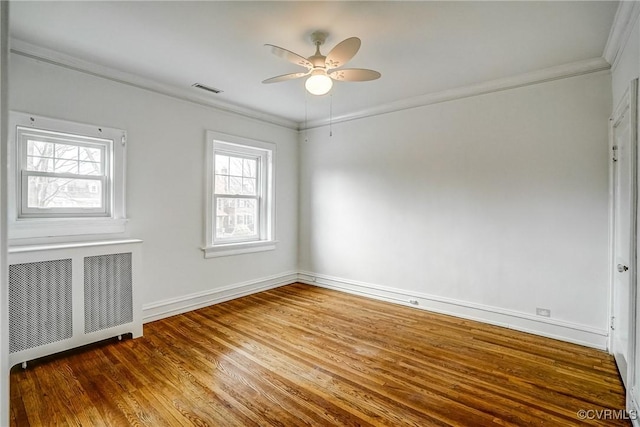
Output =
[
  {"x1": 8, "y1": 112, "x2": 127, "y2": 241},
  {"x1": 203, "y1": 131, "x2": 276, "y2": 258}
]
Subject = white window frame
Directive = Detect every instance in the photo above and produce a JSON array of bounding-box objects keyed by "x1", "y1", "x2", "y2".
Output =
[
  {"x1": 204, "y1": 131, "x2": 276, "y2": 258},
  {"x1": 8, "y1": 112, "x2": 127, "y2": 240},
  {"x1": 212, "y1": 147, "x2": 262, "y2": 245},
  {"x1": 17, "y1": 127, "x2": 111, "y2": 218}
]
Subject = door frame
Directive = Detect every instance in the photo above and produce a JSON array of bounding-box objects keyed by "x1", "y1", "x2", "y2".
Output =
[{"x1": 609, "y1": 78, "x2": 638, "y2": 403}]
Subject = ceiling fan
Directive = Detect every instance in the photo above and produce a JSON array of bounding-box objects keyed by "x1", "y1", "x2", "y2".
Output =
[{"x1": 262, "y1": 31, "x2": 381, "y2": 96}]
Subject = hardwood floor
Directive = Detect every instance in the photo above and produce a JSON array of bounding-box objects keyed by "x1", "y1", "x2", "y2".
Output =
[{"x1": 10, "y1": 283, "x2": 629, "y2": 426}]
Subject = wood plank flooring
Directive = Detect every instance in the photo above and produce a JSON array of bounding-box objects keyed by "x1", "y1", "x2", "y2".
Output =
[{"x1": 10, "y1": 283, "x2": 629, "y2": 426}]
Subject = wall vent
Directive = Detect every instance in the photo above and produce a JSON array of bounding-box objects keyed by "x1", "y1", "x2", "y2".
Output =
[
  {"x1": 9, "y1": 259, "x2": 73, "y2": 353},
  {"x1": 84, "y1": 253, "x2": 133, "y2": 333},
  {"x1": 192, "y1": 83, "x2": 224, "y2": 94}
]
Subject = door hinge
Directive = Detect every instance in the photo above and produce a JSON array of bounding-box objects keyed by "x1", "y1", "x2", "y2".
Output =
[
  {"x1": 611, "y1": 316, "x2": 615, "y2": 330},
  {"x1": 612, "y1": 145, "x2": 618, "y2": 162}
]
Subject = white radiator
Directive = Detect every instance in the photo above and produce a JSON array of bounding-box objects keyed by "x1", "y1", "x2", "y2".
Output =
[{"x1": 8, "y1": 239, "x2": 142, "y2": 368}]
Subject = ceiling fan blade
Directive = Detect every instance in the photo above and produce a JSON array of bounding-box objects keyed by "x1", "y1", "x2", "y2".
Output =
[
  {"x1": 325, "y1": 37, "x2": 361, "y2": 70},
  {"x1": 329, "y1": 68, "x2": 381, "y2": 82},
  {"x1": 262, "y1": 72, "x2": 309, "y2": 84},
  {"x1": 265, "y1": 44, "x2": 313, "y2": 69}
]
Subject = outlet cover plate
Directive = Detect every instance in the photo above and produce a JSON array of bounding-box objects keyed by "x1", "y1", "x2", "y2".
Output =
[{"x1": 536, "y1": 308, "x2": 551, "y2": 317}]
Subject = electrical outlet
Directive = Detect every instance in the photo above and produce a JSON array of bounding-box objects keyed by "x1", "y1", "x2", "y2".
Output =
[
  {"x1": 409, "y1": 299, "x2": 419, "y2": 305},
  {"x1": 536, "y1": 308, "x2": 551, "y2": 317}
]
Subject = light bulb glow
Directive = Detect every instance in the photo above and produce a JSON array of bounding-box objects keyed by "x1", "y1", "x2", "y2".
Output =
[{"x1": 305, "y1": 74, "x2": 333, "y2": 96}]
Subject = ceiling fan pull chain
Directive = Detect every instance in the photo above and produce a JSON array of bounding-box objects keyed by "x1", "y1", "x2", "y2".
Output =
[
  {"x1": 330, "y1": 94, "x2": 333, "y2": 137},
  {"x1": 304, "y1": 91, "x2": 309, "y2": 143}
]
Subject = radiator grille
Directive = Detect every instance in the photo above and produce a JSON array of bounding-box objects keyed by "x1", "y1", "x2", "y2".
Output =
[
  {"x1": 84, "y1": 253, "x2": 133, "y2": 333},
  {"x1": 9, "y1": 259, "x2": 73, "y2": 353}
]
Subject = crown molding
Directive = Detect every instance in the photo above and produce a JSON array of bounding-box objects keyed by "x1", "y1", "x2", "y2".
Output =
[
  {"x1": 9, "y1": 38, "x2": 298, "y2": 131},
  {"x1": 603, "y1": 1, "x2": 640, "y2": 69},
  {"x1": 10, "y1": 38, "x2": 611, "y2": 134},
  {"x1": 302, "y1": 57, "x2": 611, "y2": 130}
]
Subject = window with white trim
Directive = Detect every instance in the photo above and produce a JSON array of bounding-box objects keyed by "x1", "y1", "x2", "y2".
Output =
[
  {"x1": 18, "y1": 127, "x2": 110, "y2": 217},
  {"x1": 9, "y1": 112, "x2": 127, "y2": 240},
  {"x1": 204, "y1": 132, "x2": 275, "y2": 257}
]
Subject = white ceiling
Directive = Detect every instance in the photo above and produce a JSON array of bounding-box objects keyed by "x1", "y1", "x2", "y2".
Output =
[{"x1": 9, "y1": 1, "x2": 618, "y2": 126}]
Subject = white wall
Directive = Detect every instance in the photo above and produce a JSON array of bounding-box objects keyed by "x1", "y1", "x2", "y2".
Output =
[
  {"x1": 8, "y1": 53, "x2": 299, "y2": 316},
  {"x1": 612, "y1": 16, "x2": 640, "y2": 108},
  {"x1": 299, "y1": 71, "x2": 612, "y2": 348}
]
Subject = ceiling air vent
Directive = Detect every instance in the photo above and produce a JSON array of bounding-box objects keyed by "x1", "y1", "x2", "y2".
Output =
[{"x1": 192, "y1": 83, "x2": 223, "y2": 94}]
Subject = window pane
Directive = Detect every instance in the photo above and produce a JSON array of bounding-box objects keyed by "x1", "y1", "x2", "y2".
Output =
[
  {"x1": 229, "y1": 156, "x2": 243, "y2": 176},
  {"x1": 27, "y1": 176, "x2": 103, "y2": 209},
  {"x1": 229, "y1": 176, "x2": 242, "y2": 194},
  {"x1": 215, "y1": 174, "x2": 229, "y2": 194},
  {"x1": 215, "y1": 155, "x2": 229, "y2": 174},
  {"x1": 79, "y1": 161, "x2": 102, "y2": 176},
  {"x1": 27, "y1": 155, "x2": 54, "y2": 172},
  {"x1": 79, "y1": 146, "x2": 102, "y2": 162},
  {"x1": 215, "y1": 197, "x2": 258, "y2": 239},
  {"x1": 27, "y1": 140, "x2": 54, "y2": 157},
  {"x1": 55, "y1": 143, "x2": 79, "y2": 160},
  {"x1": 54, "y1": 159, "x2": 78, "y2": 174},
  {"x1": 243, "y1": 178, "x2": 256, "y2": 195},
  {"x1": 243, "y1": 158, "x2": 257, "y2": 178}
]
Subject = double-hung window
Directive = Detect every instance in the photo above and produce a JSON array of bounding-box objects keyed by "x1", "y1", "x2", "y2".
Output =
[
  {"x1": 214, "y1": 150, "x2": 260, "y2": 242},
  {"x1": 9, "y1": 112, "x2": 127, "y2": 239},
  {"x1": 204, "y1": 132, "x2": 275, "y2": 257},
  {"x1": 18, "y1": 127, "x2": 110, "y2": 217}
]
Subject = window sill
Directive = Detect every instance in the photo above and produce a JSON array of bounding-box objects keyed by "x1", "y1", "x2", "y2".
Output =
[
  {"x1": 202, "y1": 240, "x2": 277, "y2": 258},
  {"x1": 9, "y1": 217, "x2": 128, "y2": 240},
  {"x1": 9, "y1": 238, "x2": 142, "y2": 254}
]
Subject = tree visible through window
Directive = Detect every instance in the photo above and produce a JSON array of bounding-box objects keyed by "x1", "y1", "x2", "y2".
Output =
[
  {"x1": 26, "y1": 138, "x2": 105, "y2": 210},
  {"x1": 17, "y1": 126, "x2": 112, "y2": 218}
]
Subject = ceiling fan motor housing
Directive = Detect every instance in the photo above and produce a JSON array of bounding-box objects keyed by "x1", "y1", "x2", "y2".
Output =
[{"x1": 310, "y1": 31, "x2": 328, "y2": 46}]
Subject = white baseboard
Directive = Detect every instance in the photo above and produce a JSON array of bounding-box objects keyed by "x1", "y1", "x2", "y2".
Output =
[
  {"x1": 298, "y1": 271, "x2": 609, "y2": 350},
  {"x1": 141, "y1": 269, "x2": 609, "y2": 349},
  {"x1": 142, "y1": 271, "x2": 298, "y2": 323}
]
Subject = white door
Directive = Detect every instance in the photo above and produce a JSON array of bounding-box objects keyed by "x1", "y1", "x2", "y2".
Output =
[{"x1": 611, "y1": 79, "x2": 637, "y2": 390}]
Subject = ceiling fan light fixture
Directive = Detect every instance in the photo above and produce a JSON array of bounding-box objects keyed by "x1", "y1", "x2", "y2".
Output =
[
  {"x1": 305, "y1": 73, "x2": 333, "y2": 96},
  {"x1": 263, "y1": 32, "x2": 380, "y2": 95}
]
